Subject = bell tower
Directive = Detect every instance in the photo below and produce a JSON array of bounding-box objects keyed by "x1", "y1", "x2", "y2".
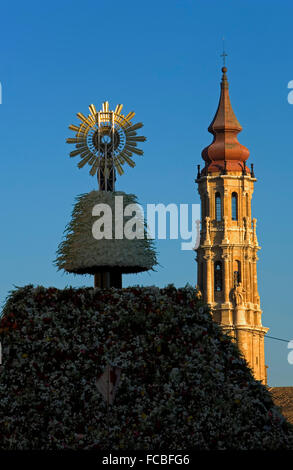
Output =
[{"x1": 196, "y1": 66, "x2": 268, "y2": 383}]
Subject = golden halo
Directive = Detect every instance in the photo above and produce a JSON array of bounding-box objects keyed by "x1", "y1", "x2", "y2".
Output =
[{"x1": 66, "y1": 101, "x2": 146, "y2": 176}]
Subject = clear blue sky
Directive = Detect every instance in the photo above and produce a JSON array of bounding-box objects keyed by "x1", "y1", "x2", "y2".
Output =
[{"x1": 0, "y1": 0, "x2": 292, "y2": 386}]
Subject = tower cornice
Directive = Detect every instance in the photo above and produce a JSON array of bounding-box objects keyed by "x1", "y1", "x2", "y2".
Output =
[{"x1": 196, "y1": 174, "x2": 257, "y2": 183}]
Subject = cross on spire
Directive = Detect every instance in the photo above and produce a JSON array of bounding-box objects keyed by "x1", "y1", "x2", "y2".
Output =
[{"x1": 221, "y1": 38, "x2": 227, "y2": 66}]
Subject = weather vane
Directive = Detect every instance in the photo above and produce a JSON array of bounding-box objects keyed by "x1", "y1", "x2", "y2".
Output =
[
  {"x1": 221, "y1": 37, "x2": 227, "y2": 66},
  {"x1": 66, "y1": 101, "x2": 146, "y2": 191}
]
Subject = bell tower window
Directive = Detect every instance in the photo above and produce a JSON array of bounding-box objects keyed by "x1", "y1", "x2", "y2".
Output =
[
  {"x1": 215, "y1": 193, "x2": 222, "y2": 221},
  {"x1": 214, "y1": 261, "x2": 222, "y2": 292},
  {"x1": 232, "y1": 192, "x2": 238, "y2": 221}
]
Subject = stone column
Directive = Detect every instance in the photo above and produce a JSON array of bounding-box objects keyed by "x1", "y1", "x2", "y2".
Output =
[
  {"x1": 252, "y1": 254, "x2": 259, "y2": 304},
  {"x1": 243, "y1": 253, "x2": 250, "y2": 303},
  {"x1": 247, "y1": 193, "x2": 252, "y2": 220},
  {"x1": 259, "y1": 333, "x2": 266, "y2": 384},
  {"x1": 252, "y1": 218, "x2": 256, "y2": 243},
  {"x1": 222, "y1": 215, "x2": 229, "y2": 244},
  {"x1": 235, "y1": 306, "x2": 246, "y2": 325},
  {"x1": 223, "y1": 187, "x2": 229, "y2": 218},
  {"x1": 205, "y1": 216, "x2": 211, "y2": 244},
  {"x1": 206, "y1": 191, "x2": 210, "y2": 218},
  {"x1": 243, "y1": 219, "x2": 247, "y2": 244},
  {"x1": 235, "y1": 328, "x2": 249, "y2": 365},
  {"x1": 204, "y1": 252, "x2": 212, "y2": 304}
]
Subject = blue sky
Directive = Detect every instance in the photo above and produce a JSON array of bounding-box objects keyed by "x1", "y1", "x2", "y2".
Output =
[{"x1": 0, "y1": 0, "x2": 292, "y2": 386}]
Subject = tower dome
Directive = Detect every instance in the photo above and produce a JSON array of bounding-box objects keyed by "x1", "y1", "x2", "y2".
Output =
[{"x1": 201, "y1": 67, "x2": 250, "y2": 174}]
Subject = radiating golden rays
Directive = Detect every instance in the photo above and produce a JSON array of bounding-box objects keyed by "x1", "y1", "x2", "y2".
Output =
[{"x1": 66, "y1": 101, "x2": 146, "y2": 176}]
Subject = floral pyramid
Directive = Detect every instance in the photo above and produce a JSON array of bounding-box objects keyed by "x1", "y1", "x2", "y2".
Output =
[{"x1": 0, "y1": 285, "x2": 292, "y2": 450}]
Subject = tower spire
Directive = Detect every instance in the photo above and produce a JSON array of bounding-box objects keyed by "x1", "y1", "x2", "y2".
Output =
[
  {"x1": 201, "y1": 67, "x2": 250, "y2": 174},
  {"x1": 196, "y1": 66, "x2": 268, "y2": 384}
]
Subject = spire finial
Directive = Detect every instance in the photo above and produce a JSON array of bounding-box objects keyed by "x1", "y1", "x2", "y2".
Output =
[
  {"x1": 201, "y1": 53, "x2": 250, "y2": 174},
  {"x1": 221, "y1": 37, "x2": 227, "y2": 68}
]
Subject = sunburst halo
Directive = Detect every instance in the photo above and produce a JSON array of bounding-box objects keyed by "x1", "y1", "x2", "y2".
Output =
[{"x1": 66, "y1": 101, "x2": 146, "y2": 176}]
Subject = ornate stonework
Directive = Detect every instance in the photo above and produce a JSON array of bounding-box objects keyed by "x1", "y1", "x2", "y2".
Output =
[{"x1": 196, "y1": 67, "x2": 268, "y2": 383}]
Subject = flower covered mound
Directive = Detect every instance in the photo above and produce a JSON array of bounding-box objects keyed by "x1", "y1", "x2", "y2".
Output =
[
  {"x1": 0, "y1": 285, "x2": 292, "y2": 450},
  {"x1": 54, "y1": 191, "x2": 157, "y2": 274}
]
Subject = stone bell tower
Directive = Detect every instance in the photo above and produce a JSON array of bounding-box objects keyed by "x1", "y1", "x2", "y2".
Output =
[{"x1": 196, "y1": 66, "x2": 268, "y2": 383}]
